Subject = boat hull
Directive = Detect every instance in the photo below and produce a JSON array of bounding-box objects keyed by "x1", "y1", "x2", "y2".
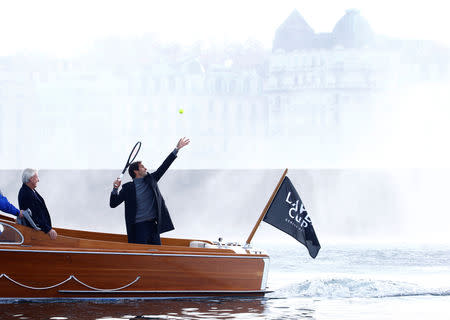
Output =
[{"x1": 0, "y1": 218, "x2": 269, "y2": 299}]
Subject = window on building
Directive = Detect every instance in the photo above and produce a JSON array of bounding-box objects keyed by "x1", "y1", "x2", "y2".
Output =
[
  {"x1": 243, "y1": 78, "x2": 250, "y2": 93},
  {"x1": 273, "y1": 96, "x2": 281, "y2": 113},
  {"x1": 237, "y1": 103, "x2": 243, "y2": 135},
  {"x1": 169, "y1": 76, "x2": 176, "y2": 92},
  {"x1": 215, "y1": 78, "x2": 223, "y2": 93},
  {"x1": 277, "y1": 76, "x2": 282, "y2": 89},
  {"x1": 154, "y1": 78, "x2": 161, "y2": 93},
  {"x1": 229, "y1": 79, "x2": 236, "y2": 94},
  {"x1": 180, "y1": 77, "x2": 186, "y2": 92},
  {"x1": 250, "y1": 103, "x2": 257, "y2": 135},
  {"x1": 257, "y1": 79, "x2": 263, "y2": 93}
]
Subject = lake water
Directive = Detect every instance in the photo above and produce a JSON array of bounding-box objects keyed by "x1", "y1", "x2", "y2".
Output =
[{"x1": 1, "y1": 243, "x2": 449, "y2": 319}]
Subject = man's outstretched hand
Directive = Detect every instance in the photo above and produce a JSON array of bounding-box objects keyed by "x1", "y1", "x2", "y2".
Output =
[{"x1": 176, "y1": 137, "x2": 190, "y2": 150}]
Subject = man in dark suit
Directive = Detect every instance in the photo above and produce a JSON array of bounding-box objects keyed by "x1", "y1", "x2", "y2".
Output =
[
  {"x1": 18, "y1": 169, "x2": 57, "y2": 240},
  {"x1": 110, "y1": 137, "x2": 190, "y2": 245}
]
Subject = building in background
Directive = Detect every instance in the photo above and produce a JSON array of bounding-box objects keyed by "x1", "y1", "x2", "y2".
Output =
[{"x1": 0, "y1": 9, "x2": 449, "y2": 169}]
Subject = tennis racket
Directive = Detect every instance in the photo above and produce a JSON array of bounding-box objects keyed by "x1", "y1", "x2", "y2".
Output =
[{"x1": 118, "y1": 141, "x2": 142, "y2": 180}]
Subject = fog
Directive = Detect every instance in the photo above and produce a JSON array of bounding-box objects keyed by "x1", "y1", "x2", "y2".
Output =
[
  {"x1": 1, "y1": 169, "x2": 449, "y2": 246},
  {"x1": 1, "y1": 2, "x2": 450, "y2": 245}
]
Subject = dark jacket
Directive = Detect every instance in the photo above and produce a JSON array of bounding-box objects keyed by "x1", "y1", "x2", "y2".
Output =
[
  {"x1": 18, "y1": 184, "x2": 52, "y2": 233},
  {"x1": 110, "y1": 152, "x2": 176, "y2": 243}
]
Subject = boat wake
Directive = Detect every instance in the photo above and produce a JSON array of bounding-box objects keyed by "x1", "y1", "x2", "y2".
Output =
[{"x1": 269, "y1": 278, "x2": 450, "y2": 299}]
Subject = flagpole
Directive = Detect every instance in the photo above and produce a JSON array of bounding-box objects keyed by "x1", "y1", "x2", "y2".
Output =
[{"x1": 245, "y1": 168, "x2": 288, "y2": 246}]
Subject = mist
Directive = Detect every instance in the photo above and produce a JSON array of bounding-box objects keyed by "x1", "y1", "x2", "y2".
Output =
[
  {"x1": 1, "y1": 4, "x2": 450, "y2": 246},
  {"x1": 1, "y1": 169, "x2": 449, "y2": 246}
]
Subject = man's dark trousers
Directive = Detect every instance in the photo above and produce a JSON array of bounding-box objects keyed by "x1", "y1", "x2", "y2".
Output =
[{"x1": 134, "y1": 220, "x2": 161, "y2": 245}]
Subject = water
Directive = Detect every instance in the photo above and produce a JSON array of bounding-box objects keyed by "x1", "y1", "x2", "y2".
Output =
[{"x1": 1, "y1": 243, "x2": 449, "y2": 319}]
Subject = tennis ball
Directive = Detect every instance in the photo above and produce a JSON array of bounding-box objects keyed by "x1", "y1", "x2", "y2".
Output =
[{"x1": 179, "y1": 108, "x2": 184, "y2": 114}]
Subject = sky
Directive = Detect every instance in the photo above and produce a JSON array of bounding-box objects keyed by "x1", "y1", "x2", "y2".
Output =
[{"x1": 1, "y1": 0, "x2": 450, "y2": 57}]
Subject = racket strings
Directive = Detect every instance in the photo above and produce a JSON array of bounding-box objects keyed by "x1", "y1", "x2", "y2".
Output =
[{"x1": 128, "y1": 142, "x2": 141, "y2": 163}]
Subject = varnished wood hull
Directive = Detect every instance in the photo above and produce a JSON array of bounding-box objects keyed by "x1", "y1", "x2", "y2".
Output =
[{"x1": 0, "y1": 217, "x2": 269, "y2": 299}]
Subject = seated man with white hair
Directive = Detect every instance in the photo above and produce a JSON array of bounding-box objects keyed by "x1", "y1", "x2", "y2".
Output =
[{"x1": 18, "y1": 168, "x2": 57, "y2": 240}]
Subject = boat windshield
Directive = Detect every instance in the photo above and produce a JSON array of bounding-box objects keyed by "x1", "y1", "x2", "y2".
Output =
[{"x1": 0, "y1": 222, "x2": 24, "y2": 245}]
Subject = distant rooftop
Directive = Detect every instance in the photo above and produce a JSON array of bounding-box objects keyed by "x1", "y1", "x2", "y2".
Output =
[
  {"x1": 273, "y1": 9, "x2": 375, "y2": 51},
  {"x1": 333, "y1": 9, "x2": 374, "y2": 48},
  {"x1": 272, "y1": 9, "x2": 315, "y2": 52}
]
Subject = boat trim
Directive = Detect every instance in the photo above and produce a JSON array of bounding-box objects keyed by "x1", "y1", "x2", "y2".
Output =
[
  {"x1": 0, "y1": 248, "x2": 266, "y2": 259},
  {"x1": 58, "y1": 289, "x2": 270, "y2": 294}
]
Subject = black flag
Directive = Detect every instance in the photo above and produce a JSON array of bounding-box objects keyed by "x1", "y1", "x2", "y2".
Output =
[{"x1": 263, "y1": 176, "x2": 321, "y2": 258}]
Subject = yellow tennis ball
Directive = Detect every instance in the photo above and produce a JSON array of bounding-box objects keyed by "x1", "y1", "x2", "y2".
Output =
[{"x1": 179, "y1": 108, "x2": 184, "y2": 114}]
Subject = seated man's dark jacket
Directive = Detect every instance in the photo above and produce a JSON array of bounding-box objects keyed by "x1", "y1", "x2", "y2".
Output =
[
  {"x1": 18, "y1": 184, "x2": 52, "y2": 233},
  {"x1": 110, "y1": 152, "x2": 176, "y2": 243}
]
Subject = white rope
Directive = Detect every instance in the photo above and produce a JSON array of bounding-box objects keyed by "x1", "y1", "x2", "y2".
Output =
[
  {"x1": 0, "y1": 273, "x2": 140, "y2": 291},
  {"x1": 0, "y1": 273, "x2": 74, "y2": 290},
  {"x1": 71, "y1": 275, "x2": 141, "y2": 291}
]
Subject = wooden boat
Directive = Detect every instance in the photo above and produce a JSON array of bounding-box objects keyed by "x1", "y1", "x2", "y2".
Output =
[{"x1": 0, "y1": 213, "x2": 270, "y2": 299}]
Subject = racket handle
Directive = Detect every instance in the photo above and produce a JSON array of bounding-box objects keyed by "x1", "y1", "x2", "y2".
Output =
[{"x1": 118, "y1": 173, "x2": 124, "y2": 181}]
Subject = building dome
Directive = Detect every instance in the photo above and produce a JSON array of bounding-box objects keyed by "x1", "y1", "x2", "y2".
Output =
[
  {"x1": 272, "y1": 9, "x2": 315, "y2": 52},
  {"x1": 332, "y1": 9, "x2": 374, "y2": 48}
]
